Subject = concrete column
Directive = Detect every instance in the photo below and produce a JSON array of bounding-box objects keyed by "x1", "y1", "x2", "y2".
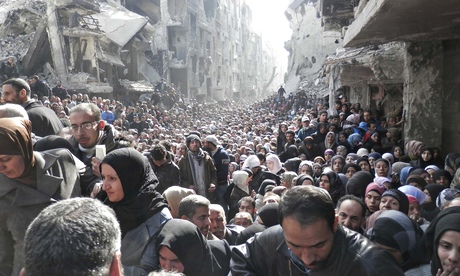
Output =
[
  {"x1": 46, "y1": 2, "x2": 68, "y2": 85},
  {"x1": 403, "y1": 41, "x2": 443, "y2": 147}
]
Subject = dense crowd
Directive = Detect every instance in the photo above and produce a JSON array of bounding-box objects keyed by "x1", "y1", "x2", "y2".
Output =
[{"x1": 1, "y1": 76, "x2": 460, "y2": 276}]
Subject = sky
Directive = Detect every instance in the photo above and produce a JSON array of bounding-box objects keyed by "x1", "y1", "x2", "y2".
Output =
[{"x1": 244, "y1": 0, "x2": 292, "y2": 73}]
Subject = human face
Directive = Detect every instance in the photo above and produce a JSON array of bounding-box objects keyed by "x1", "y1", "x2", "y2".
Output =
[
  {"x1": 363, "y1": 112, "x2": 371, "y2": 122},
  {"x1": 1, "y1": 84, "x2": 23, "y2": 104},
  {"x1": 380, "y1": 196, "x2": 400, "y2": 211},
  {"x1": 337, "y1": 200, "x2": 364, "y2": 232},
  {"x1": 359, "y1": 161, "x2": 370, "y2": 172},
  {"x1": 188, "y1": 140, "x2": 201, "y2": 153},
  {"x1": 338, "y1": 134, "x2": 346, "y2": 143},
  {"x1": 436, "y1": 176, "x2": 451, "y2": 187},
  {"x1": 324, "y1": 153, "x2": 333, "y2": 161},
  {"x1": 408, "y1": 201, "x2": 420, "y2": 219},
  {"x1": 345, "y1": 167, "x2": 357, "y2": 179},
  {"x1": 375, "y1": 161, "x2": 389, "y2": 177},
  {"x1": 368, "y1": 157, "x2": 376, "y2": 168},
  {"x1": 332, "y1": 159, "x2": 343, "y2": 173},
  {"x1": 209, "y1": 209, "x2": 226, "y2": 239},
  {"x1": 437, "y1": 230, "x2": 460, "y2": 274},
  {"x1": 319, "y1": 175, "x2": 330, "y2": 191},
  {"x1": 189, "y1": 206, "x2": 211, "y2": 237},
  {"x1": 393, "y1": 147, "x2": 402, "y2": 158},
  {"x1": 286, "y1": 133, "x2": 294, "y2": 143},
  {"x1": 422, "y1": 150, "x2": 432, "y2": 162},
  {"x1": 319, "y1": 113, "x2": 327, "y2": 123},
  {"x1": 263, "y1": 196, "x2": 278, "y2": 205},
  {"x1": 326, "y1": 134, "x2": 334, "y2": 144},
  {"x1": 234, "y1": 216, "x2": 252, "y2": 228},
  {"x1": 408, "y1": 180, "x2": 423, "y2": 190},
  {"x1": 345, "y1": 156, "x2": 354, "y2": 164},
  {"x1": 282, "y1": 217, "x2": 335, "y2": 271},
  {"x1": 300, "y1": 165, "x2": 312, "y2": 176},
  {"x1": 371, "y1": 133, "x2": 378, "y2": 142},
  {"x1": 266, "y1": 160, "x2": 275, "y2": 172},
  {"x1": 101, "y1": 164, "x2": 124, "y2": 202},
  {"x1": 69, "y1": 111, "x2": 100, "y2": 148},
  {"x1": 336, "y1": 147, "x2": 344, "y2": 157},
  {"x1": 365, "y1": 191, "x2": 381, "y2": 213},
  {"x1": 423, "y1": 189, "x2": 432, "y2": 204},
  {"x1": 0, "y1": 154, "x2": 25, "y2": 179},
  {"x1": 238, "y1": 201, "x2": 254, "y2": 216},
  {"x1": 159, "y1": 246, "x2": 184, "y2": 273}
]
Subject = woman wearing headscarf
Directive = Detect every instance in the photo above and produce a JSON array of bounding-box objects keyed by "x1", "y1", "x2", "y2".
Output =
[
  {"x1": 421, "y1": 184, "x2": 446, "y2": 221},
  {"x1": 0, "y1": 118, "x2": 82, "y2": 275},
  {"x1": 318, "y1": 170, "x2": 344, "y2": 206},
  {"x1": 433, "y1": 170, "x2": 453, "y2": 188},
  {"x1": 451, "y1": 168, "x2": 460, "y2": 189},
  {"x1": 444, "y1": 153, "x2": 460, "y2": 176},
  {"x1": 295, "y1": 174, "x2": 315, "y2": 186},
  {"x1": 380, "y1": 189, "x2": 410, "y2": 215},
  {"x1": 162, "y1": 186, "x2": 196, "y2": 218},
  {"x1": 364, "y1": 182, "x2": 387, "y2": 218},
  {"x1": 229, "y1": 171, "x2": 250, "y2": 221},
  {"x1": 319, "y1": 131, "x2": 338, "y2": 155},
  {"x1": 347, "y1": 133, "x2": 362, "y2": 153},
  {"x1": 367, "y1": 210, "x2": 429, "y2": 274},
  {"x1": 235, "y1": 203, "x2": 279, "y2": 245},
  {"x1": 156, "y1": 219, "x2": 230, "y2": 276},
  {"x1": 374, "y1": 158, "x2": 392, "y2": 179},
  {"x1": 410, "y1": 146, "x2": 435, "y2": 169},
  {"x1": 423, "y1": 206, "x2": 460, "y2": 275},
  {"x1": 330, "y1": 155, "x2": 346, "y2": 174},
  {"x1": 100, "y1": 148, "x2": 171, "y2": 274},
  {"x1": 342, "y1": 163, "x2": 361, "y2": 180},
  {"x1": 346, "y1": 171, "x2": 374, "y2": 199}
]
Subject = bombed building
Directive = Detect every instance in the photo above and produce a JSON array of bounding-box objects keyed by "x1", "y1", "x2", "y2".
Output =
[
  {"x1": 285, "y1": 0, "x2": 460, "y2": 153},
  {"x1": 0, "y1": 0, "x2": 281, "y2": 101}
]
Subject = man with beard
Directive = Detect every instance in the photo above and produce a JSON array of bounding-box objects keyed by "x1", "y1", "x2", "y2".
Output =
[
  {"x1": 231, "y1": 186, "x2": 403, "y2": 275},
  {"x1": 209, "y1": 204, "x2": 243, "y2": 245},
  {"x1": 2, "y1": 78, "x2": 62, "y2": 137},
  {"x1": 178, "y1": 134, "x2": 217, "y2": 202},
  {"x1": 179, "y1": 195, "x2": 214, "y2": 239}
]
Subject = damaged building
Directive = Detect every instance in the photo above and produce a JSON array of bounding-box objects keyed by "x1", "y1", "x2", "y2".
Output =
[
  {"x1": 284, "y1": 0, "x2": 460, "y2": 153},
  {"x1": 0, "y1": 0, "x2": 281, "y2": 101}
]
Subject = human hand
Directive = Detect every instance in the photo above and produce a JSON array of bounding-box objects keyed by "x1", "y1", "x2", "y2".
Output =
[
  {"x1": 91, "y1": 182, "x2": 102, "y2": 198},
  {"x1": 436, "y1": 267, "x2": 460, "y2": 276},
  {"x1": 91, "y1": 157, "x2": 102, "y2": 177},
  {"x1": 208, "y1": 183, "x2": 216, "y2": 193}
]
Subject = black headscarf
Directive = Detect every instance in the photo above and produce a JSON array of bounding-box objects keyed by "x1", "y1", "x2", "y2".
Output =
[
  {"x1": 319, "y1": 170, "x2": 344, "y2": 205},
  {"x1": 381, "y1": 189, "x2": 409, "y2": 215},
  {"x1": 258, "y1": 203, "x2": 279, "y2": 227},
  {"x1": 156, "y1": 219, "x2": 213, "y2": 276},
  {"x1": 423, "y1": 206, "x2": 460, "y2": 275},
  {"x1": 345, "y1": 171, "x2": 374, "y2": 199},
  {"x1": 101, "y1": 148, "x2": 168, "y2": 237}
]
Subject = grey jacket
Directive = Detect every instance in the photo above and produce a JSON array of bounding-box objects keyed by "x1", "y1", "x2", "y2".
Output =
[{"x1": 0, "y1": 149, "x2": 82, "y2": 276}]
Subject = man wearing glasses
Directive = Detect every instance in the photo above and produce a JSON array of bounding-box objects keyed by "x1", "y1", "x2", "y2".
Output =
[{"x1": 69, "y1": 102, "x2": 122, "y2": 197}]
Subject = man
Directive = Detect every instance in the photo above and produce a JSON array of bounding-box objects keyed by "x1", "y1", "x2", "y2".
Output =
[
  {"x1": 237, "y1": 196, "x2": 257, "y2": 220},
  {"x1": 231, "y1": 186, "x2": 404, "y2": 275},
  {"x1": 204, "y1": 135, "x2": 230, "y2": 211},
  {"x1": 101, "y1": 105, "x2": 115, "y2": 124},
  {"x1": 233, "y1": 212, "x2": 253, "y2": 228},
  {"x1": 146, "y1": 144, "x2": 180, "y2": 194},
  {"x1": 69, "y1": 102, "x2": 122, "y2": 196},
  {"x1": 178, "y1": 134, "x2": 217, "y2": 202},
  {"x1": 179, "y1": 195, "x2": 213, "y2": 239},
  {"x1": 336, "y1": 195, "x2": 366, "y2": 234},
  {"x1": 20, "y1": 198, "x2": 122, "y2": 276},
  {"x1": 296, "y1": 116, "x2": 315, "y2": 142},
  {"x1": 51, "y1": 80, "x2": 68, "y2": 101},
  {"x1": 29, "y1": 75, "x2": 51, "y2": 101},
  {"x1": 2, "y1": 78, "x2": 63, "y2": 137},
  {"x1": 0, "y1": 56, "x2": 19, "y2": 82},
  {"x1": 209, "y1": 204, "x2": 244, "y2": 245}
]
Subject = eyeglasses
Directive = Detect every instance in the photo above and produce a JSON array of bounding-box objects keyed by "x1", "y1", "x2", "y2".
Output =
[{"x1": 71, "y1": 122, "x2": 98, "y2": 132}]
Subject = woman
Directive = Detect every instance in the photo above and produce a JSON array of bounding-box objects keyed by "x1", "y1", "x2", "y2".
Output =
[
  {"x1": 331, "y1": 155, "x2": 346, "y2": 174},
  {"x1": 295, "y1": 174, "x2": 315, "y2": 186},
  {"x1": 156, "y1": 219, "x2": 229, "y2": 276},
  {"x1": 374, "y1": 158, "x2": 392, "y2": 179},
  {"x1": 0, "y1": 118, "x2": 81, "y2": 275},
  {"x1": 410, "y1": 147, "x2": 435, "y2": 169},
  {"x1": 380, "y1": 189, "x2": 409, "y2": 215},
  {"x1": 422, "y1": 184, "x2": 446, "y2": 221},
  {"x1": 319, "y1": 131, "x2": 338, "y2": 154},
  {"x1": 357, "y1": 157, "x2": 372, "y2": 172},
  {"x1": 162, "y1": 186, "x2": 196, "y2": 218},
  {"x1": 346, "y1": 171, "x2": 374, "y2": 199},
  {"x1": 298, "y1": 160, "x2": 314, "y2": 176},
  {"x1": 318, "y1": 170, "x2": 344, "y2": 206},
  {"x1": 364, "y1": 182, "x2": 387, "y2": 217},
  {"x1": 423, "y1": 207, "x2": 460, "y2": 275},
  {"x1": 100, "y1": 148, "x2": 171, "y2": 274},
  {"x1": 280, "y1": 171, "x2": 298, "y2": 188},
  {"x1": 229, "y1": 171, "x2": 250, "y2": 220},
  {"x1": 343, "y1": 163, "x2": 361, "y2": 180}
]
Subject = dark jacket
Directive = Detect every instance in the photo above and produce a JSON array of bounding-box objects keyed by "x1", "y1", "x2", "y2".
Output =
[
  {"x1": 146, "y1": 152, "x2": 180, "y2": 194},
  {"x1": 23, "y1": 100, "x2": 63, "y2": 137},
  {"x1": 209, "y1": 146, "x2": 230, "y2": 184},
  {"x1": 231, "y1": 225, "x2": 404, "y2": 276}
]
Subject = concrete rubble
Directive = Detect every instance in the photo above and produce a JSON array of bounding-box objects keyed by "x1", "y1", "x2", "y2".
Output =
[{"x1": 0, "y1": 0, "x2": 282, "y2": 101}]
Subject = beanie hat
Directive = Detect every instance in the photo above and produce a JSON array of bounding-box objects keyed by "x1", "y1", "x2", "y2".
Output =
[{"x1": 186, "y1": 134, "x2": 201, "y2": 147}]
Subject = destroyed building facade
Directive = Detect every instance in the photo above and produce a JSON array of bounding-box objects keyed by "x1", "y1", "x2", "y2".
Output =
[
  {"x1": 285, "y1": 0, "x2": 460, "y2": 153},
  {"x1": 0, "y1": 0, "x2": 281, "y2": 101}
]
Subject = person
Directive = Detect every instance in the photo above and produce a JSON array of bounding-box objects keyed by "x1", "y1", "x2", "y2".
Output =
[
  {"x1": 336, "y1": 195, "x2": 366, "y2": 234},
  {"x1": 277, "y1": 85, "x2": 286, "y2": 99},
  {"x1": 0, "y1": 56, "x2": 19, "y2": 82},
  {"x1": 229, "y1": 171, "x2": 251, "y2": 220},
  {"x1": 233, "y1": 212, "x2": 253, "y2": 228},
  {"x1": 178, "y1": 134, "x2": 217, "y2": 201},
  {"x1": 100, "y1": 148, "x2": 172, "y2": 275},
  {"x1": 2, "y1": 78, "x2": 63, "y2": 137},
  {"x1": 235, "y1": 203, "x2": 280, "y2": 245},
  {"x1": 203, "y1": 135, "x2": 230, "y2": 211},
  {"x1": 51, "y1": 80, "x2": 68, "y2": 100},
  {"x1": 156, "y1": 219, "x2": 231, "y2": 276},
  {"x1": 69, "y1": 102, "x2": 123, "y2": 196},
  {"x1": 367, "y1": 210, "x2": 430, "y2": 274},
  {"x1": 162, "y1": 186, "x2": 196, "y2": 218},
  {"x1": 318, "y1": 170, "x2": 344, "y2": 206},
  {"x1": 29, "y1": 75, "x2": 51, "y2": 101},
  {"x1": 179, "y1": 194, "x2": 213, "y2": 239},
  {"x1": 209, "y1": 204, "x2": 244, "y2": 245},
  {"x1": 422, "y1": 206, "x2": 460, "y2": 275},
  {"x1": 20, "y1": 198, "x2": 122, "y2": 276},
  {"x1": 146, "y1": 144, "x2": 180, "y2": 194},
  {"x1": 101, "y1": 104, "x2": 116, "y2": 124},
  {"x1": 380, "y1": 189, "x2": 410, "y2": 215},
  {"x1": 231, "y1": 186, "x2": 403, "y2": 275},
  {"x1": 0, "y1": 118, "x2": 82, "y2": 276}
]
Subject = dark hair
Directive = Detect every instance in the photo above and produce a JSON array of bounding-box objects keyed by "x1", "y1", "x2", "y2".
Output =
[
  {"x1": 278, "y1": 186, "x2": 335, "y2": 230},
  {"x1": 151, "y1": 144, "x2": 167, "y2": 161},
  {"x1": 238, "y1": 196, "x2": 255, "y2": 209},
  {"x1": 337, "y1": 194, "x2": 366, "y2": 218},
  {"x1": 2, "y1": 78, "x2": 31, "y2": 97}
]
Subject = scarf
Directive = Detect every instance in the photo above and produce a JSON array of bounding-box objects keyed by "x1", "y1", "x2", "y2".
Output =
[{"x1": 101, "y1": 148, "x2": 167, "y2": 238}]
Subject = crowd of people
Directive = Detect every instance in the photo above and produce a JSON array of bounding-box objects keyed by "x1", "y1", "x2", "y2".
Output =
[{"x1": 1, "y1": 76, "x2": 460, "y2": 276}]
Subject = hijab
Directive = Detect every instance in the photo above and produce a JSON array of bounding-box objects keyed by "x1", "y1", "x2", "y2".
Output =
[
  {"x1": 295, "y1": 174, "x2": 315, "y2": 186},
  {"x1": 258, "y1": 203, "x2": 279, "y2": 227},
  {"x1": 381, "y1": 189, "x2": 409, "y2": 215},
  {"x1": 233, "y1": 170, "x2": 249, "y2": 194},
  {"x1": 0, "y1": 118, "x2": 36, "y2": 185},
  {"x1": 345, "y1": 171, "x2": 373, "y2": 199},
  {"x1": 156, "y1": 219, "x2": 213, "y2": 276},
  {"x1": 319, "y1": 170, "x2": 344, "y2": 205},
  {"x1": 101, "y1": 148, "x2": 168, "y2": 237},
  {"x1": 374, "y1": 158, "x2": 392, "y2": 179}
]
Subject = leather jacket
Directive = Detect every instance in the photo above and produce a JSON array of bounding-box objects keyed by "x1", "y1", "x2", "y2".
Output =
[{"x1": 231, "y1": 224, "x2": 404, "y2": 276}]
